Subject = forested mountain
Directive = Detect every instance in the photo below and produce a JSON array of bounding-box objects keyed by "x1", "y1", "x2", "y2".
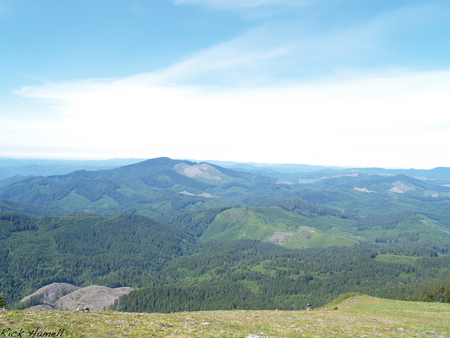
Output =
[
  {"x1": 0, "y1": 199, "x2": 65, "y2": 217},
  {"x1": 0, "y1": 157, "x2": 277, "y2": 216},
  {"x1": 1, "y1": 157, "x2": 450, "y2": 311},
  {"x1": 1, "y1": 157, "x2": 450, "y2": 219},
  {"x1": 0, "y1": 213, "x2": 194, "y2": 303}
]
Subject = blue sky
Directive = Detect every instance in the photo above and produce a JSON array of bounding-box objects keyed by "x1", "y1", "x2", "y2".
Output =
[{"x1": 1, "y1": 0, "x2": 450, "y2": 168}]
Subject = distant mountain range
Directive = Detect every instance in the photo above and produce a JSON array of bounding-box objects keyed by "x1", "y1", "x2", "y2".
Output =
[
  {"x1": 0, "y1": 157, "x2": 143, "y2": 180},
  {"x1": 206, "y1": 160, "x2": 450, "y2": 181},
  {"x1": 4, "y1": 156, "x2": 450, "y2": 181},
  {"x1": 1, "y1": 157, "x2": 450, "y2": 217}
]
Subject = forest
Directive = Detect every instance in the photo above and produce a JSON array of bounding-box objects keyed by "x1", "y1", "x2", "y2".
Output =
[{"x1": 1, "y1": 158, "x2": 450, "y2": 312}]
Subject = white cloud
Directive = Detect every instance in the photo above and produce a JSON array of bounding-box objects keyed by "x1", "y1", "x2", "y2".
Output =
[{"x1": 11, "y1": 68, "x2": 450, "y2": 168}]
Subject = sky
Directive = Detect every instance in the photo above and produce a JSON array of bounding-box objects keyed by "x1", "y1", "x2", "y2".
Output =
[{"x1": 1, "y1": 0, "x2": 450, "y2": 169}]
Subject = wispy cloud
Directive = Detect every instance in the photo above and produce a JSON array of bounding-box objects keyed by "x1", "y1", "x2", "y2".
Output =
[
  {"x1": 132, "y1": 27, "x2": 293, "y2": 86},
  {"x1": 113, "y1": 18, "x2": 379, "y2": 88},
  {"x1": 121, "y1": 2, "x2": 447, "y2": 87}
]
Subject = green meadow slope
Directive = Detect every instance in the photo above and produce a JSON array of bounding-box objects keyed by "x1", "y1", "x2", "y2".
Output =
[{"x1": 1, "y1": 295, "x2": 449, "y2": 337}]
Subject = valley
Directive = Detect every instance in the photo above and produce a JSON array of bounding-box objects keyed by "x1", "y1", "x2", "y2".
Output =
[{"x1": 1, "y1": 157, "x2": 450, "y2": 322}]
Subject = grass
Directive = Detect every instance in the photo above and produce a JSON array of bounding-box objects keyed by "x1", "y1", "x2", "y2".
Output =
[
  {"x1": 1, "y1": 295, "x2": 449, "y2": 337},
  {"x1": 375, "y1": 254, "x2": 419, "y2": 265}
]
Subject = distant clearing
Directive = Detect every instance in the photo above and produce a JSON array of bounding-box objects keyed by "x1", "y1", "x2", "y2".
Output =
[
  {"x1": 375, "y1": 254, "x2": 419, "y2": 265},
  {"x1": 179, "y1": 190, "x2": 213, "y2": 198},
  {"x1": 390, "y1": 181, "x2": 416, "y2": 194},
  {"x1": 175, "y1": 163, "x2": 223, "y2": 180},
  {"x1": 353, "y1": 187, "x2": 375, "y2": 193}
]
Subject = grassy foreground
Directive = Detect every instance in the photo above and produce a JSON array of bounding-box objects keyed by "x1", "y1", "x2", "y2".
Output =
[{"x1": 1, "y1": 294, "x2": 449, "y2": 337}]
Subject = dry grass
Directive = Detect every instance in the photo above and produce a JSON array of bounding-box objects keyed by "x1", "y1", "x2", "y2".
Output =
[{"x1": 1, "y1": 295, "x2": 449, "y2": 337}]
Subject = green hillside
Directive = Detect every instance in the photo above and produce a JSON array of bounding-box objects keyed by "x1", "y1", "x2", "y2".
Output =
[
  {"x1": 0, "y1": 199, "x2": 64, "y2": 217},
  {"x1": 201, "y1": 206, "x2": 359, "y2": 248}
]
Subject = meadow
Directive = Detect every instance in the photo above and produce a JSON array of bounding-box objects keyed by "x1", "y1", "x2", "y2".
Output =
[{"x1": 1, "y1": 294, "x2": 449, "y2": 337}]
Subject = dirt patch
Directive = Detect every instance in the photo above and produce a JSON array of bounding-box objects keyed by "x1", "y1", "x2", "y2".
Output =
[
  {"x1": 268, "y1": 232, "x2": 295, "y2": 245},
  {"x1": 179, "y1": 190, "x2": 213, "y2": 198},
  {"x1": 354, "y1": 187, "x2": 375, "y2": 193},
  {"x1": 390, "y1": 182, "x2": 415, "y2": 194},
  {"x1": 276, "y1": 180, "x2": 293, "y2": 185},
  {"x1": 389, "y1": 186, "x2": 404, "y2": 194},
  {"x1": 267, "y1": 227, "x2": 317, "y2": 245}
]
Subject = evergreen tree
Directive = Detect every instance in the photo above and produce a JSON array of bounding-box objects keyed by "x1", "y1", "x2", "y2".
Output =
[{"x1": 0, "y1": 293, "x2": 7, "y2": 308}]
